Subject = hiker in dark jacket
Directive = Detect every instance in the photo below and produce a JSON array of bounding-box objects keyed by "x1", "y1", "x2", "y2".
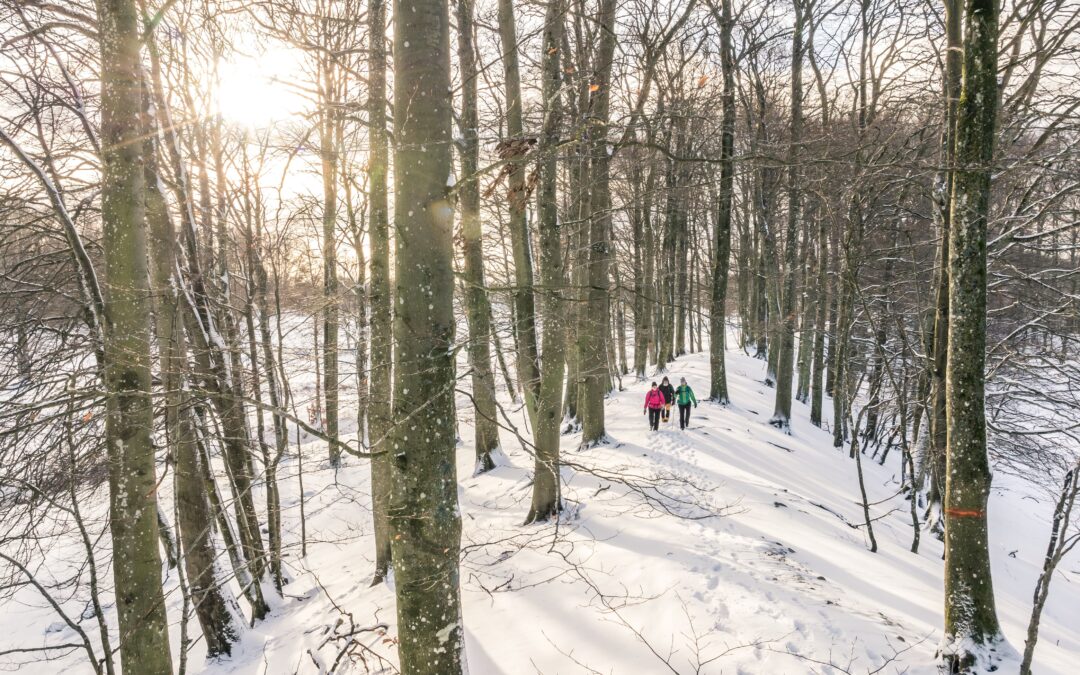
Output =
[
  {"x1": 675, "y1": 377, "x2": 698, "y2": 430},
  {"x1": 658, "y1": 377, "x2": 675, "y2": 423},
  {"x1": 643, "y1": 382, "x2": 666, "y2": 431}
]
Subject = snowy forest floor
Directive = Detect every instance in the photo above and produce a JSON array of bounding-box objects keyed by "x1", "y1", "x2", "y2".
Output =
[{"x1": 5, "y1": 335, "x2": 1078, "y2": 674}]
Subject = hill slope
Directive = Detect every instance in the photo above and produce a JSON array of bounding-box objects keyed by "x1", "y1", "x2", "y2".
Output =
[
  {"x1": 203, "y1": 343, "x2": 1077, "y2": 674},
  {"x1": 4, "y1": 341, "x2": 1076, "y2": 673}
]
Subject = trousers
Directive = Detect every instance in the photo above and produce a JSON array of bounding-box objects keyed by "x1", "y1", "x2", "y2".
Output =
[
  {"x1": 648, "y1": 408, "x2": 662, "y2": 430},
  {"x1": 679, "y1": 403, "x2": 692, "y2": 429}
]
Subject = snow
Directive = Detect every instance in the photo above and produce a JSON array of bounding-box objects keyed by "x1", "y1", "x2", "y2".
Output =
[
  {"x1": 436, "y1": 622, "x2": 458, "y2": 644},
  {"x1": 2, "y1": 331, "x2": 1077, "y2": 674}
]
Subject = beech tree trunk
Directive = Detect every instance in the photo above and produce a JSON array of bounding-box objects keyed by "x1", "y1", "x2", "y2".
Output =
[
  {"x1": 565, "y1": 21, "x2": 591, "y2": 425},
  {"x1": 631, "y1": 159, "x2": 649, "y2": 378},
  {"x1": 456, "y1": 0, "x2": 502, "y2": 473},
  {"x1": 526, "y1": 0, "x2": 567, "y2": 523},
  {"x1": 809, "y1": 214, "x2": 829, "y2": 427},
  {"x1": 368, "y1": 0, "x2": 394, "y2": 584},
  {"x1": 320, "y1": 58, "x2": 341, "y2": 468},
  {"x1": 388, "y1": 0, "x2": 465, "y2": 669},
  {"x1": 926, "y1": 0, "x2": 963, "y2": 539},
  {"x1": 578, "y1": 0, "x2": 618, "y2": 447},
  {"x1": 97, "y1": 1, "x2": 172, "y2": 669},
  {"x1": 497, "y1": 0, "x2": 542, "y2": 429},
  {"x1": 941, "y1": 0, "x2": 1005, "y2": 668},
  {"x1": 770, "y1": 0, "x2": 804, "y2": 431},
  {"x1": 709, "y1": 0, "x2": 736, "y2": 404}
]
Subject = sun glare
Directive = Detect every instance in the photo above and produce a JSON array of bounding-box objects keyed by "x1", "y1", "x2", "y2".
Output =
[{"x1": 216, "y1": 47, "x2": 308, "y2": 127}]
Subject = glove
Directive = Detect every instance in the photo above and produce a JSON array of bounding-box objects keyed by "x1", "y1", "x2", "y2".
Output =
[
  {"x1": 643, "y1": 409, "x2": 647, "y2": 415},
  {"x1": 694, "y1": 403, "x2": 698, "y2": 408}
]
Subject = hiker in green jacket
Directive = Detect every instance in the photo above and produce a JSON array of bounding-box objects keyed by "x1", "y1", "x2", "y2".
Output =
[{"x1": 675, "y1": 377, "x2": 698, "y2": 430}]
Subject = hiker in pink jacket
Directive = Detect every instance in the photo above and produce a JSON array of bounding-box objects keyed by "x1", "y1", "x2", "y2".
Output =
[{"x1": 643, "y1": 382, "x2": 666, "y2": 431}]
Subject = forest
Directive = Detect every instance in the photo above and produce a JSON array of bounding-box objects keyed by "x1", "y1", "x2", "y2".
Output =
[{"x1": 0, "y1": 0, "x2": 1078, "y2": 673}]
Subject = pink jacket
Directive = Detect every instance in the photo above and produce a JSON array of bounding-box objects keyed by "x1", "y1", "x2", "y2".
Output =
[{"x1": 644, "y1": 389, "x2": 666, "y2": 410}]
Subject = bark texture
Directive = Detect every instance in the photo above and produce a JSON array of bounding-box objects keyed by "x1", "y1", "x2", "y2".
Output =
[
  {"x1": 578, "y1": 0, "x2": 618, "y2": 447},
  {"x1": 388, "y1": 0, "x2": 465, "y2": 669},
  {"x1": 526, "y1": 0, "x2": 567, "y2": 524},
  {"x1": 368, "y1": 0, "x2": 394, "y2": 583},
  {"x1": 709, "y1": 0, "x2": 736, "y2": 404},
  {"x1": 941, "y1": 0, "x2": 1006, "y2": 669},
  {"x1": 97, "y1": 0, "x2": 172, "y2": 669},
  {"x1": 456, "y1": 0, "x2": 502, "y2": 473},
  {"x1": 926, "y1": 0, "x2": 963, "y2": 539},
  {"x1": 320, "y1": 58, "x2": 341, "y2": 467},
  {"x1": 770, "y1": 0, "x2": 803, "y2": 431},
  {"x1": 497, "y1": 0, "x2": 542, "y2": 427}
]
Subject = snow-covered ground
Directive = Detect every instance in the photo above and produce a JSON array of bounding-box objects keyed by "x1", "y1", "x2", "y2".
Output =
[{"x1": 3, "y1": 338, "x2": 1077, "y2": 673}]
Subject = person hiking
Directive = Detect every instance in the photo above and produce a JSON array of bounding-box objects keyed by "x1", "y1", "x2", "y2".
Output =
[
  {"x1": 658, "y1": 377, "x2": 675, "y2": 423},
  {"x1": 643, "y1": 382, "x2": 665, "y2": 431},
  {"x1": 675, "y1": 377, "x2": 698, "y2": 430}
]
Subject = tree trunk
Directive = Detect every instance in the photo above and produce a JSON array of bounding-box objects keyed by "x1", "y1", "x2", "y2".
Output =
[
  {"x1": 642, "y1": 152, "x2": 658, "y2": 369},
  {"x1": 770, "y1": 0, "x2": 804, "y2": 431},
  {"x1": 926, "y1": 0, "x2": 963, "y2": 540},
  {"x1": 736, "y1": 208, "x2": 752, "y2": 350},
  {"x1": 456, "y1": 0, "x2": 502, "y2": 473},
  {"x1": 346, "y1": 172, "x2": 369, "y2": 446},
  {"x1": 388, "y1": 0, "x2": 465, "y2": 669},
  {"x1": 615, "y1": 267, "x2": 629, "y2": 375},
  {"x1": 497, "y1": 0, "x2": 542, "y2": 429},
  {"x1": 578, "y1": 0, "x2": 618, "y2": 447},
  {"x1": 639, "y1": 160, "x2": 656, "y2": 369},
  {"x1": 752, "y1": 241, "x2": 767, "y2": 359},
  {"x1": 833, "y1": 0, "x2": 872, "y2": 450},
  {"x1": 368, "y1": 0, "x2": 394, "y2": 584},
  {"x1": 751, "y1": 73, "x2": 781, "y2": 382},
  {"x1": 832, "y1": 205, "x2": 859, "y2": 449},
  {"x1": 809, "y1": 214, "x2": 829, "y2": 426},
  {"x1": 825, "y1": 225, "x2": 839, "y2": 397},
  {"x1": 658, "y1": 115, "x2": 682, "y2": 371},
  {"x1": 254, "y1": 255, "x2": 287, "y2": 592},
  {"x1": 674, "y1": 169, "x2": 689, "y2": 358},
  {"x1": 526, "y1": 0, "x2": 567, "y2": 522},
  {"x1": 242, "y1": 144, "x2": 288, "y2": 593},
  {"x1": 709, "y1": 0, "x2": 736, "y2": 404},
  {"x1": 864, "y1": 330, "x2": 885, "y2": 441},
  {"x1": 320, "y1": 55, "x2": 341, "y2": 468},
  {"x1": 631, "y1": 160, "x2": 649, "y2": 378},
  {"x1": 795, "y1": 270, "x2": 813, "y2": 404},
  {"x1": 941, "y1": 0, "x2": 1005, "y2": 668},
  {"x1": 97, "y1": 2, "x2": 172, "y2": 669},
  {"x1": 795, "y1": 220, "x2": 815, "y2": 404}
]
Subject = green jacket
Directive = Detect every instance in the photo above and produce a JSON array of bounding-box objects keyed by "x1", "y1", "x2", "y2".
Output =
[{"x1": 675, "y1": 384, "x2": 697, "y2": 406}]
